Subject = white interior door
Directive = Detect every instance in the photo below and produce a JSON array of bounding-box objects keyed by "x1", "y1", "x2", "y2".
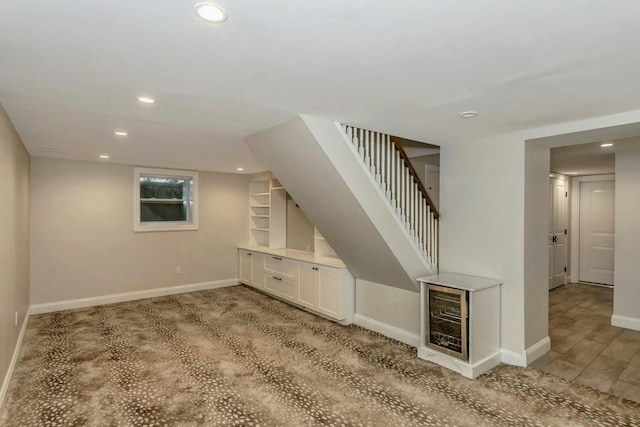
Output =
[
  {"x1": 579, "y1": 180, "x2": 615, "y2": 285},
  {"x1": 549, "y1": 178, "x2": 568, "y2": 289}
]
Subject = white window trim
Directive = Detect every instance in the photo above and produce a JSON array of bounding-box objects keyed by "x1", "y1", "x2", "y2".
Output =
[{"x1": 134, "y1": 167, "x2": 199, "y2": 232}]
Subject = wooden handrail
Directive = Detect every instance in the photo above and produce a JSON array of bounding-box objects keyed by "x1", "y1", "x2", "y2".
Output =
[{"x1": 390, "y1": 137, "x2": 440, "y2": 220}]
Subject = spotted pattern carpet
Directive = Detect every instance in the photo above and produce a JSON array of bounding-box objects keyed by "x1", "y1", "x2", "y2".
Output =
[{"x1": 2, "y1": 285, "x2": 639, "y2": 426}]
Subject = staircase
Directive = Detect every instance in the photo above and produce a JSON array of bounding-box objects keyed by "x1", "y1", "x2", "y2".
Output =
[
  {"x1": 245, "y1": 115, "x2": 439, "y2": 292},
  {"x1": 340, "y1": 124, "x2": 439, "y2": 270}
]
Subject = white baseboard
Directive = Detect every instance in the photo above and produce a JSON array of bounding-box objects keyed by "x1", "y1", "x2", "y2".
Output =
[
  {"x1": 30, "y1": 279, "x2": 239, "y2": 315},
  {"x1": 353, "y1": 314, "x2": 420, "y2": 347},
  {"x1": 501, "y1": 336, "x2": 551, "y2": 367},
  {"x1": 501, "y1": 348, "x2": 526, "y2": 367},
  {"x1": 612, "y1": 314, "x2": 640, "y2": 331},
  {"x1": 418, "y1": 346, "x2": 502, "y2": 379},
  {"x1": 1, "y1": 307, "x2": 31, "y2": 411},
  {"x1": 525, "y1": 336, "x2": 551, "y2": 363}
]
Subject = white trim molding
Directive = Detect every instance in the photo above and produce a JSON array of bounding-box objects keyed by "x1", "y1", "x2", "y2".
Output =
[
  {"x1": 353, "y1": 314, "x2": 420, "y2": 347},
  {"x1": 612, "y1": 314, "x2": 640, "y2": 331},
  {"x1": 525, "y1": 336, "x2": 552, "y2": 363},
  {"x1": 31, "y1": 279, "x2": 239, "y2": 315},
  {"x1": 418, "y1": 347, "x2": 502, "y2": 379},
  {"x1": 501, "y1": 336, "x2": 551, "y2": 367},
  {"x1": 1, "y1": 307, "x2": 31, "y2": 411},
  {"x1": 501, "y1": 348, "x2": 527, "y2": 367}
]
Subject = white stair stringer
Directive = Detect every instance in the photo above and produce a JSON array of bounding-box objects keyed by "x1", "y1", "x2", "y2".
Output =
[{"x1": 245, "y1": 115, "x2": 435, "y2": 292}]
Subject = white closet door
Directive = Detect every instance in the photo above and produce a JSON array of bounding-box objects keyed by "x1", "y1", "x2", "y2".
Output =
[
  {"x1": 549, "y1": 178, "x2": 567, "y2": 289},
  {"x1": 579, "y1": 181, "x2": 615, "y2": 285}
]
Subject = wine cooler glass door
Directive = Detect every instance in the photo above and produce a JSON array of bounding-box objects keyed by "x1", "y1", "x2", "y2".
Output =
[{"x1": 427, "y1": 285, "x2": 468, "y2": 360}]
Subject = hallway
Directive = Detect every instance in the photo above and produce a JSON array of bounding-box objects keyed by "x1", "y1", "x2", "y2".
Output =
[{"x1": 531, "y1": 283, "x2": 640, "y2": 402}]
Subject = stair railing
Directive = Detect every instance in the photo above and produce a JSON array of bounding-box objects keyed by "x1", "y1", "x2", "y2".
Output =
[{"x1": 341, "y1": 125, "x2": 439, "y2": 269}]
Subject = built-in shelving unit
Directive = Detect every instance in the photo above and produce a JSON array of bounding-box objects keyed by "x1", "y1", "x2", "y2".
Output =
[
  {"x1": 249, "y1": 179, "x2": 271, "y2": 247},
  {"x1": 249, "y1": 176, "x2": 287, "y2": 249},
  {"x1": 242, "y1": 175, "x2": 355, "y2": 325}
]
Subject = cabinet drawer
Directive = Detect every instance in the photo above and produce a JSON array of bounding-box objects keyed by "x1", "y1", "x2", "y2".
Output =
[
  {"x1": 264, "y1": 256, "x2": 298, "y2": 279},
  {"x1": 264, "y1": 274, "x2": 297, "y2": 301}
]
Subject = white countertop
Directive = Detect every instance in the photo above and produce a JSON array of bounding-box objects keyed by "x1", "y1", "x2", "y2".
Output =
[
  {"x1": 416, "y1": 272, "x2": 502, "y2": 292},
  {"x1": 238, "y1": 245, "x2": 347, "y2": 268}
]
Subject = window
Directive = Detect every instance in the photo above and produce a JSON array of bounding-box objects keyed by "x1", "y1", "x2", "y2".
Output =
[{"x1": 134, "y1": 167, "x2": 198, "y2": 232}]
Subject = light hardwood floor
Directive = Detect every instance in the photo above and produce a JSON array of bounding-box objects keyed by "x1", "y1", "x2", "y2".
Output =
[{"x1": 531, "y1": 283, "x2": 640, "y2": 403}]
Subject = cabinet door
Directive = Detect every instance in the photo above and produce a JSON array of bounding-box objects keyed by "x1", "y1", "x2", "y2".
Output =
[
  {"x1": 239, "y1": 250, "x2": 253, "y2": 284},
  {"x1": 251, "y1": 253, "x2": 265, "y2": 288},
  {"x1": 298, "y1": 263, "x2": 319, "y2": 309},
  {"x1": 317, "y1": 267, "x2": 342, "y2": 319}
]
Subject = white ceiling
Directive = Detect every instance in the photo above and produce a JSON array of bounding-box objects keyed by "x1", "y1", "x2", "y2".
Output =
[
  {"x1": 2, "y1": 1, "x2": 640, "y2": 173},
  {"x1": 550, "y1": 137, "x2": 640, "y2": 176}
]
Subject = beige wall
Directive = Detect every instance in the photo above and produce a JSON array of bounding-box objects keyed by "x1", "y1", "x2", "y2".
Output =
[
  {"x1": 524, "y1": 141, "x2": 550, "y2": 348},
  {"x1": 440, "y1": 136, "x2": 527, "y2": 355},
  {"x1": 613, "y1": 149, "x2": 640, "y2": 326},
  {"x1": 30, "y1": 158, "x2": 250, "y2": 305},
  {"x1": 0, "y1": 104, "x2": 30, "y2": 390}
]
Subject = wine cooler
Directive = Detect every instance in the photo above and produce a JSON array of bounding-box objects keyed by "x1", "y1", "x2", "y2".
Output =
[{"x1": 426, "y1": 284, "x2": 468, "y2": 360}]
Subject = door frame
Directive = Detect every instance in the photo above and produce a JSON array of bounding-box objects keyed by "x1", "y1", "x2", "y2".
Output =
[{"x1": 569, "y1": 174, "x2": 615, "y2": 283}]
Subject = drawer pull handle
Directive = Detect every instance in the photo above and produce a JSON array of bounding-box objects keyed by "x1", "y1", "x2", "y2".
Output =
[
  {"x1": 272, "y1": 256, "x2": 283, "y2": 260},
  {"x1": 273, "y1": 276, "x2": 282, "y2": 281},
  {"x1": 247, "y1": 253, "x2": 252, "y2": 256}
]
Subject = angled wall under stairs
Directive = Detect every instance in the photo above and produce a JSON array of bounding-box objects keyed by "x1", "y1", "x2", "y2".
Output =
[{"x1": 245, "y1": 115, "x2": 435, "y2": 292}]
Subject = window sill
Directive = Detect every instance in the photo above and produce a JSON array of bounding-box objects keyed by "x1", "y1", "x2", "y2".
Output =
[{"x1": 134, "y1": 224, "x2": 198, "y2": 233}]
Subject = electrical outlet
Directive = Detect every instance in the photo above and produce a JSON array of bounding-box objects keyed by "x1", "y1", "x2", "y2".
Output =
[
  {"x1": 175, "y1": 266, "x2": 182, "y2": 274},
  {"x1": 15, "y1": 311, "x2": 18, "y2": 326}
]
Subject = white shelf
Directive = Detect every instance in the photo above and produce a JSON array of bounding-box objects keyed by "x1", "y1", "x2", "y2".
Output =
[
  {"x1": 252, "y1": 228, "x2": 270, "y2": 232},
  {"x1": 251, "y1": 204, "x2": 270, "y2": 208},
  {"x1": 252, "y1": 192, "x2": 270, "y2": 196},
  {"x1": 251, "y1": 215, "x2": 270, "y2": 218}
]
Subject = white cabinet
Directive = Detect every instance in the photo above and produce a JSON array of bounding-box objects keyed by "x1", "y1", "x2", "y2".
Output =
[
  {"x1": 239, "y1": 250, "x2": 253, "y2": 283},
  {"x1": 298, "y1": 263, "x2": 319, "y2": 308},
  {"x1": 299, "y1": 262, "x2": 343, "y2": 319},
  {"x1": 238, "y1": 248, "x2": 355, "y2": 324},
  {"x1": 250, "y1": 252, "x2": 265, "y2": 289},
  {"x1": 417, "y1": 273, "x2": 502, "y2": 379},
  {"x1": 264, "y1": 255, "x2": 299, "y2": 302},
  {"x1": 264, "y1": 275, "x2": 298, "y2": 302},
  {"x1": 239, "y1": 249, "x2": 265, "y2": 290},
  {"x1": 317, "y1": 267, "x2": 341, "y2": 318}
]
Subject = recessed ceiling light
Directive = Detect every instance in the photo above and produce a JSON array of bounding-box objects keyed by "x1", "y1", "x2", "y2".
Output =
[
  {"x1": 236, "y1": 167, "x2": 244, "y2": 171},
  {"x1": 194, "y1": 2, "x2": 228, "y2": 23},
  {"x1": 99, "y1": 154, "x2": 110, "y2": 159},
  {"x1": 600, "y1": 143, "x2": 614, "y2": 147},
  {"x1": 137, "y1": 96, "x2": 155, "y2": 104},
  {"x1": 459, "y1": 111, "x2": 478, "y2": 119},
  {"x1": 549, "y1": 174, "x2": 554, "y2": 178},
  {"x1": 114, "y1": 131, "x2": 128, "y2": 136}
]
